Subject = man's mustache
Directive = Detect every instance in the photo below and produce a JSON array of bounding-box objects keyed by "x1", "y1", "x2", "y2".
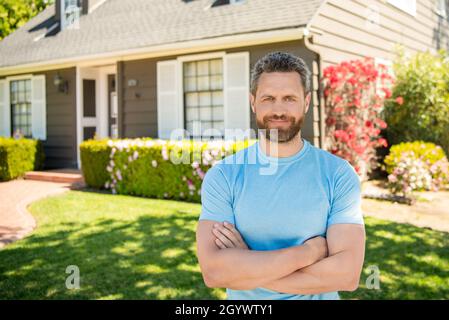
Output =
[{"x1": 264, "y1": 114, "x2": 295, "y2": 122}]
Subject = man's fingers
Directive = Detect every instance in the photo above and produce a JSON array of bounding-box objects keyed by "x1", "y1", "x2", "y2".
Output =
[
  {"x1": 215, "y1": 238, "x2": 227, "y2": 249},
  {"x1": 212, "y1": 227, "x2": 234, "y2": 248},
  {"x1": 214, "y1": 224, "x2": 239, "y2": 246},
  {"x1": 223, "y1": 222, "x2": 245, "y2": 243}
]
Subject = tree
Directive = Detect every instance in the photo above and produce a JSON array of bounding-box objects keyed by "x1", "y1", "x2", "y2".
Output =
[{"x1": 0, "y1": 0, "x2": 54, "y2": 40}]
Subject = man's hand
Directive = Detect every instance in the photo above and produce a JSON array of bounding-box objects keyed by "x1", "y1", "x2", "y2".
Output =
[
  {"x1": 212, "y1": 222, "x2": 328, "y2": 266},
  {"x1": 212, "y1": 222, "x2": 249, "y2": 250}
]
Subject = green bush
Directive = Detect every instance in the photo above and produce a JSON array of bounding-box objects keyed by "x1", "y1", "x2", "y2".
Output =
[
  {"x1": 384, "y1": 141, "x2": 449, "y2": 195},
  {"x1": 80, "y1": 139, "x2": 111, "y2": 188},
  {"x1": 0, "y1": 137, "x2": 45, "y2": 181},
  {"x1": 80, "y1": 138, "x2": 256, "y2": 203},
  {"x1": 384, "y1": 49, "x2": 449, "y2": 154}
]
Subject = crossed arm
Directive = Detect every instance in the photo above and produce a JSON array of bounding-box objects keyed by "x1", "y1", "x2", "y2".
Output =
[{"x1": 196, "y1": 220, "x2": 365, "y2": 294}]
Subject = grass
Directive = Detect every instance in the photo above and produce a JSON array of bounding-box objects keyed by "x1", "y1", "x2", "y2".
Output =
[{"x1": 0, "y1": 190, "x2": 448, "y2": 299}]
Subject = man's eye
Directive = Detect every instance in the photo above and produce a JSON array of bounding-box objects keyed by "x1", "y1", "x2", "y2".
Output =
[
  {"x1": 285, "y1": 97, "x2": 295, "y2": 102},
  {"x1": 263, "y1": 97, "x2": 274, "y2": 102}
]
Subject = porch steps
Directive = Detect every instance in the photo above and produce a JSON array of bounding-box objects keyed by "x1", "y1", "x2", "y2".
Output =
[{"x1": 24, "y1": 169, "x2": 85, "y2": 187}]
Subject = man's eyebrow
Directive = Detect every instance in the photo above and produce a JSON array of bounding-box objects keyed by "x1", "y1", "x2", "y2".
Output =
[{"x1": 259, "y1": 93, "x2": 301, "y2": 99}]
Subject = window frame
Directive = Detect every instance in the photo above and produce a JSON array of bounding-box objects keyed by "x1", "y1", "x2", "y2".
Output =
[
  {"x1": 6, "y1": 75, "x2": 33, "y2": 138},
  {"x1": 177, "y1": 52, "x2": 226, "y2": 140}
]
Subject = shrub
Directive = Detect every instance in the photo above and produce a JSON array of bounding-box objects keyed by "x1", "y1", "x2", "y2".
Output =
[
  {"x1": 0, "y1": 137, "x2": 45, "y2": 181},
  {"x1": 384, "y1": 141, "x2": 449, "y2": 196},
  {"x1": 80, "y1": 138, "x2": 255, "y2": 203},
  {"x1": 322, "y1": 58, "x2": 393, "y2": 180},
  {"x1": 384, "y1": 49, "x2": 449, "y2": 155}
]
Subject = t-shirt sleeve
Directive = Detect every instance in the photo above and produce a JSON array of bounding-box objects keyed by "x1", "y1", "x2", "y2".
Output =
[
  {"x1": 327, "y1": 161, "x2": 364, "y2": 227},
  {"x1": 199, "y1": 165, "x2": 235, "y2": 224}
]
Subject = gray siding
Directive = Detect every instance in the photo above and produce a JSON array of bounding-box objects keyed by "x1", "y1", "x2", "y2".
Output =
[
  {"x1": 310, "y1": 0, "x2": 449, "y2": 68},
  {"x1": 119, "y1": 40, "x2": 321, "y2": 146},
  {"x1": 0, "y1": 67, "x2": 77, "y2": 169},
  {"x1": 41, "y1": 68, "x2": 77, "y2": 169}
]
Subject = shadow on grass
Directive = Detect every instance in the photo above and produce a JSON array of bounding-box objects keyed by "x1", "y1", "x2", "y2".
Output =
[
  {"x1": 342, "y1": 218, "x2": 449, "y2": 300},
  {"x1": 0, "y1": 210, "x2": 220, "y2": 299},
  {"x1": 0, "y1": 188, "x2": 447, "y2": 300}
]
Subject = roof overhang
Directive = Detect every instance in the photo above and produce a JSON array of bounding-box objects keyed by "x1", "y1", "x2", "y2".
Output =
[{"x1": 0, "y1": 26, "x2": 307, "y2": 76}]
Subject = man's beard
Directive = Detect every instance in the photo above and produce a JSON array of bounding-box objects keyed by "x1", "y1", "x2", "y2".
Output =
[{"x1": 256, "y1": 112, "x2": 305, "y2": 143}]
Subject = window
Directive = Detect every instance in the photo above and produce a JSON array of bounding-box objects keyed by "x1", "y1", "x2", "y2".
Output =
[
  {"x1": 387, "y1": 0, "x2": 416, "y2": 16},
  {"x1": 10, "y1": 79, "x2": 32, "y2": 138},
  {"x1": 183, "y1": 58, "x2": 224, "y2": 139},
  {"x1": 61, "y1": 0, "x2": 81, "y2": 30}
]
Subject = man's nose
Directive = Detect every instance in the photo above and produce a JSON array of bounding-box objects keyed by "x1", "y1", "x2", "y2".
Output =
[{"x1": 271, "y1": 100, "x2": 288, "y2": 114}]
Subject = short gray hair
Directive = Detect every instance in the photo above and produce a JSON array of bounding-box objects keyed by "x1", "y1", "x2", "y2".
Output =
[{"x1": 250, "y1": 51, "x2": 311, "y2": 96}]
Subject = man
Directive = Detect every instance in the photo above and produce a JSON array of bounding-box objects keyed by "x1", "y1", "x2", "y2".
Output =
[{"x1": 196, "y1": 51, "x2": 365, "y2": 300}]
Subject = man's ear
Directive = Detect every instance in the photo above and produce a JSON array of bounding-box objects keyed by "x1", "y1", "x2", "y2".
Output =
[
  {"x1": 250, "y1": 93, "x2": 256, "y2": 113},
  {"x1": 304, "y1": 92, "x2": 312, "y2": 114}
]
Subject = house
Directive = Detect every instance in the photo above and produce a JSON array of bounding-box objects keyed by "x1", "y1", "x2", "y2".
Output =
[{"x1": 0, "y1": 0, "x2": 448, "y2": 169}]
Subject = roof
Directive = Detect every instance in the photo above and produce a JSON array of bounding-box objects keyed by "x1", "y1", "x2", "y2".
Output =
[{"x1": 0, "y1": 0, "x2": 323, "y2": 68}]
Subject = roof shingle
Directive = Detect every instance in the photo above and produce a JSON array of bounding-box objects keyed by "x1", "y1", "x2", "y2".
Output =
[{"x1": 0, "y1": 0, "x2": 323, "y2": 68}]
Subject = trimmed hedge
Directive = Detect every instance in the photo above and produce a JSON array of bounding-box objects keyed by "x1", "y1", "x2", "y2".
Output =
[
  {"x1": 80, "y1": 138, "x2": 255, "y2": 203},
  {"x1": 0, "y1": 137, "x2": 45, "y2": 181}
]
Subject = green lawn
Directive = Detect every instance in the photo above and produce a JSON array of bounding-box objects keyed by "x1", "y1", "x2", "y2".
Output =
[{"x1": 0, "y1": 190, "x2": 448, "y2": 299}]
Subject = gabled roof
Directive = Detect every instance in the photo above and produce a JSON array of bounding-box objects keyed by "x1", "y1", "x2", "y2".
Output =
[{"x1": 0, "y1": 0, "x2": 323, "y2": 68}]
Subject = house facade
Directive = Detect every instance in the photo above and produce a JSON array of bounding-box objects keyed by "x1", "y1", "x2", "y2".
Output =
[{"x1": 0, "y1": 0, "x2": 447, "y2": 169}]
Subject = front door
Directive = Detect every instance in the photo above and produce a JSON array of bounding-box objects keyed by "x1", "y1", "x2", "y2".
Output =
[{"x1": 77, "y1": 65, "x2": 117, "y2": 168}]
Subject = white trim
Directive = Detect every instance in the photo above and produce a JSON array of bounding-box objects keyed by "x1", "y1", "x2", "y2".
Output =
[
  {"x1": 0, "y1": 79, "x2": 10, "y2": 137},
  {"x1": 88, "y1": 0, "x2": 108, "y2": 13},
  {"x1": 0, "y1": 27, "x2": 305, "y2": 76},
  {"x1": 6, "y1": 74, "x2": 33, "y2": 81},
  {"x1": 177, "y1": 51, "x2": 226, "y2": 62},
  {"x1": 157, "y1": 60, "x2": 181, "y2": 139},
  {"x1": 31, "y1": 75, "x2": 47, "y2": 140},
  {"x1": 97, "y1": 65, "x2": 116, "y2": 140},
  {"x1": 387, "y1": 0, "x2": 417, "y2": 16},
  {"x1": 76, "y1": 64, "x2": 116, "y2": 169},
  {"x1": 223, "y1": 51, "x2": 251, "y2": 139}
]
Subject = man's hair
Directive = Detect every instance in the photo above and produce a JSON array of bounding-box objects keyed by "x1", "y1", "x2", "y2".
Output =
[{"x1": 250, "y1": 51, "x2": 311, "y2": 97}]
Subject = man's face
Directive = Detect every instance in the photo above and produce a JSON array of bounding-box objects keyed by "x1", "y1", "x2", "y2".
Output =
[{"x1": 250, "y1": 72, "x2": 311, "y2": 143}]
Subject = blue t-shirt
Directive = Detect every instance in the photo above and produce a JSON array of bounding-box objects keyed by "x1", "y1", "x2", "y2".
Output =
[{"x1": 199, "y1": 138, "x2": 364, "y2": 300}]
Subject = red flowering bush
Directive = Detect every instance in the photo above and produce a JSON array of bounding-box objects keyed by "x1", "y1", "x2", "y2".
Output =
[{"x1": 322, "y1": 58, "x2": 394, "y2": 179}]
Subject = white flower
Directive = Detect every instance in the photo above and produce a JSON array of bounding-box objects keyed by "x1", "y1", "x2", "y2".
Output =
[
  {"x1": 152, "y1": 160, "x2": 158, "y2": 167},
  {"x1": 133, "y1": 150, "x2": 139, "y2": 160},
  {"x1": 162, "y1": 148, "x2": 169, "y2": 160}
]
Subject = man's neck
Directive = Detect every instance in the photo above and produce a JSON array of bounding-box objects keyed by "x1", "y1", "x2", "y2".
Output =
[{"x1": 259, "y1": 133, "x2": 304, "y2": 158}]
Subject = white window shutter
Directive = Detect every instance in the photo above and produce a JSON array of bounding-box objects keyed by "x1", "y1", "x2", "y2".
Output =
[
  {"x1": 0, "y1": 79, "x2": 10, "y2": 137},
  {"x1": 157, "y1": 60, "x2": 181, "y2": 140},
  {"x1": 31, "y1": 75, "x2": 47, "y2": 140},
  {"x1": 223, "y1": 52, "x2": 251, "y2": 140}
]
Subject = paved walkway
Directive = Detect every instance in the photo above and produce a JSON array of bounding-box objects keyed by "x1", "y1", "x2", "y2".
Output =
[{"x1": 0, "y1": 179, "x2": 75, "y2": 248}]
